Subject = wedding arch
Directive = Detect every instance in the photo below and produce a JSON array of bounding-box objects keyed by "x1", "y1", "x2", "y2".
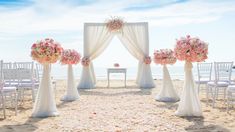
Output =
[{"x1": 78, "y1": 22, "x2": 155, "y2": 89}]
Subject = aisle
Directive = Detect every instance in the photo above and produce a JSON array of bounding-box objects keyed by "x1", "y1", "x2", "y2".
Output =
[{"x1": 0, "y1": 80, "x2": 234, "y2": 132}]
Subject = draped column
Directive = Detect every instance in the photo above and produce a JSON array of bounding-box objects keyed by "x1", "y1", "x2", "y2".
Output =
[
  {"x1": 78, "y1": 23, "x2": 114, "y2": 89},
  {"x1": 156, "y1": 65, "x2": 179, "y2": 102},
  {"x1": 175, "y1": 61, "x2": 202, "y2": 116},
  {"x1": 117, "y1": 23, "x2": 155, "y2": 88},
  {"x1": 32, "y1": 63, "x2": 58, "y2": 117},
  {"x1": 61, "y1": 64, "x2": 79, "y2": 101}
]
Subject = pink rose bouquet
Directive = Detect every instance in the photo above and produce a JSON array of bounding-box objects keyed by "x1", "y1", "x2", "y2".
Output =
[
  {"x1": 60, "y1": 49, "x2": 81, "y2": 65},
  {"x1": 154, "y1": 49, "x2": 176, "y2": 65},
  {"x1": 106, "y1": 17, "x2": 124, "y2": 32},
  {"x1": 114, "y1": 63, "x2": 120, "y2": 67},
  {"x1": 81, "y1": 57, "x2": 90, "y2": 67},
  {"x1": 144, "y1": 56, "x2": 152, "y2": 64},
  {"x1": 31, "y1": 38, "x2": 63, "y2": 64},
  {"x1": 174, "y1": 35, "x2": 208, "y2": 62}
]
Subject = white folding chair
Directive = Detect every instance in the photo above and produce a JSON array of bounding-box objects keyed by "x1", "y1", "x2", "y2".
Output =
[
  {"x1": 14, "y1": 62, "x2": 39, "y2": 102},
  {"x1": 195, "y1": 62, "x2": 212, "y2": 94},
  {"x1": 0, "y1": 60, "x2": 18, "y2": 118},
  {"x1": 227, "y1": 85, "x2": 235, "y2": 112},
  {"x1": 207, "y1": 62, "x2": 233, "y2": 107}
]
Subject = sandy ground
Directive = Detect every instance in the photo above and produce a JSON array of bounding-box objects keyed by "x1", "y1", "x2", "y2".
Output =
[{"x1": 0, "y1": 79, "x2": 235, "y2": 132}]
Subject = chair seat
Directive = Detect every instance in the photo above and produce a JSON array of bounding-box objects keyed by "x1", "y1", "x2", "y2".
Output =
[
  {"x1": 207, "y1": 81, "x2": 230, "y2": 87},
  {"x1": 4, "y1": 82, "x2": 19, "y2": 87},
  {"x1": 195, "y1": 80, "x2": 210, "y2": 84},
  {"x1": 2, "y1": 86, "x2": 17, "y2": 92},
  {"x1": 227, "y1": 85, "x2": 235, "y2": 92},
  {"x1": 230, "y1": 81, "x2": 235, "y2": 85},
  {"x1": 18, "y1": 83, "x2": 39, "y2": 88}
]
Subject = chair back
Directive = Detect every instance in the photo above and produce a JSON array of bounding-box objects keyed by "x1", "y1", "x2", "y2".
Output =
[
  {"x1": 14, "y1": 62, "x2": 35, "y2": 81},
  {"x1": 197, "y1": 62, "x2": 212, "y2": 82},
  {"x1": 3, "y1": 68, "x2": 19, "y2": 82},
  {"x1": 214, "y1": 62, "x2": 233, "y2": 83},
  {"x1": 2, "y1": 62, "x2": 18, "y2": 84},
  {"x1": 14, "y1": 62, "x2": 34, "y2": 70},
  {"x1": 3, "y1": 62, "x2": 12, "y2": 69}
]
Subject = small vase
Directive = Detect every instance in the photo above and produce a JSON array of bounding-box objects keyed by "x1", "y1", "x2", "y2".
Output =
[
  {"x1": 156, "y1": 64, "x2": 179, "y2": 102},
  {"x1": 61, "y1": 64, "x2": 79, "y2": 101},
  {"x1": 32, "y1": 63, "x2": 59, "y2": 117},
  {"x1": 175, "y1": 61, "x2": 202, "y2": 116}
]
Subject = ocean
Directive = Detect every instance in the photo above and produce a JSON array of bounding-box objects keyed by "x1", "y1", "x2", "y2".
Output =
[{"x1": 51, "y1": 65, "x2": 235, "y2": 80}]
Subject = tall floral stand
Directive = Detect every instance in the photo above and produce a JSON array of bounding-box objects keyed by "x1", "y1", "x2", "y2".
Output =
[
  {"x1": 61, "y1": 64, "x2": 79, "y2": 101},
  {"x1": 156, "y1": 65, "x2": 179, "y2": 102},
  {"x1": 32, "y1": 63, "x2": 59, "y2": 117},
  {"x1": 175, "y1": 61, "x2": 202, "y2": 116}
]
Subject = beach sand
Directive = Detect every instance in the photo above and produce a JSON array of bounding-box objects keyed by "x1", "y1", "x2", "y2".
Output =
[{"x1": 0, "y1": 80, "x2": 234, "y2": 132}]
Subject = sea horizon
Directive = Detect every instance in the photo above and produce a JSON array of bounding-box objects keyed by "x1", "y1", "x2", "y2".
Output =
[{"x1": 51, "y1": 65, "x2": 235, "y2": 80}]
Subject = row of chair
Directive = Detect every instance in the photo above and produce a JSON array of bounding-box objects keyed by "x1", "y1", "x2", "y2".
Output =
[
  {"x1": 0, "y1": 60, "x2": 43, "y2": 118},
  {"x1": 196, "y1": 62, "x2": 235, "y2": 111}
]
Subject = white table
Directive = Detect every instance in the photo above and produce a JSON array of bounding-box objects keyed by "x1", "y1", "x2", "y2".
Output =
[{"x1": 107, "y1": 68, "x2": 127, "y2": 87}]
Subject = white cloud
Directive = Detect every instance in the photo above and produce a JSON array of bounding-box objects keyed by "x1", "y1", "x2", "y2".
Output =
[
  {"x1": 0, "y1": 0, "x2": 235, "y2": 37},
  {"x1": 0, "y1": 0, "x2": 235, "y2": 66}
]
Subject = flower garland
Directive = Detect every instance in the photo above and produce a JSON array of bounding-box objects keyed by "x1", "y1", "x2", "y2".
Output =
[
  {"x1": 31, "y1": 38, "x2": 63, "y2": 64},
  {"x1": 154, "y1": 49, "x2": 177, "y2": 65},
  {"x1": 144, "y1": 56, "x2": 152, "y2": 64},
  {"x1": 174, "y1": 35, "x2": 208, "y2": 62},
  {"x1": 106, "y1": 17, "x2": 124, "y2": 32},
  {"x1": 81, "y1": 57, "x2": 90, "y2": 67},
  {"x1": 60, "y1": 49, "x2": 81, "y2": 65}
]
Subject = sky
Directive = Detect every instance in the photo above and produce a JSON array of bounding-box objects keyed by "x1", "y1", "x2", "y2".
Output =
[{"x1": 0, "y1": 0, "x2": 235, "y2": 68}]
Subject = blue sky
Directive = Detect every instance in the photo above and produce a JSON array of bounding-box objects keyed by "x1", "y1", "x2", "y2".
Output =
[{"x1": 0, "y1": 0, "x2": 235, "y2": 68}]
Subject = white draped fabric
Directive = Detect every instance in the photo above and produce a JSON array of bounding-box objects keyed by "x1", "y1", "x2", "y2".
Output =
[
  {"x1": 32, "y1": 63, "x2": 59, "y2": 117},
  {"x1": 156, "y1": 65, "x2": 179, "y2": 102},
  {"x1": 175, "y1": 61, "x2": 202, "y2": 116},
  {"x1": 78, "y1": 23, "x2": 114, "y2": 88},
  {"x1": 117, "y1": 23, "x2": 155, "y2": 88},
  {"x1": 61, "y1": 64, "x2": 79, "y2": 101},
  {"x1": 78, "y1": 22, "x2": 155, "y2": 89}
]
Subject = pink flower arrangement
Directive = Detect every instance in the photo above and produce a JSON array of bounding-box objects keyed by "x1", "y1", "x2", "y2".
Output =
[
  {"x1": 174, "y1": 35, "x2": 208, "y2": 62},
  {"x1": 154, "y1": 49, "x2": 177, "y2": 65},
  {"x1": 106, "y1": 17, "x2": 124, "y2": 32},
  {"x1": 31, "y1": 38, "x2": 63, "y2": 64},
  {"x1": 144, "y1": 56, "x2": 152, "y2": 64},
  {"x1": 81, "y1": 57, "x2": 90, "y2": 67},
  {"x1": 114, "y1": 63, "x2": 120, "y2": 67},
  {"x1": 60, "y1": 49, "x2": 81, "y2": 65}
]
